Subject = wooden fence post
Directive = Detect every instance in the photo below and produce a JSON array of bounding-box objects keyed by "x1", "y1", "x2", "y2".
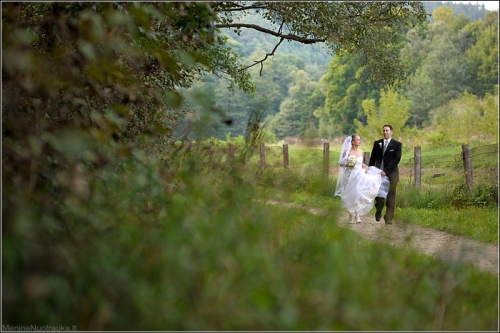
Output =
[
  {"x1": 414, "y1": 146, "x2": 421, "y2": 188},
  {"x1": 283, "y1": 144, "x2": 289, "y2": 168},
  {"x1": 260, "y1": 143, "x2": 266, "y2": 173},
  {"x1": 323, "y1": 142, "x2": 330, "y2": 180},
  {"x1": 462, "y1": 144, "x2": 474, "y2": 193}
]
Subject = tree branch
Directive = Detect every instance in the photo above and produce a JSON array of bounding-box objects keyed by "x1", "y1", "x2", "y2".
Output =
[
  {"x1": 239, "y1": 37, "x2": 285, "y2": 76},
  {"x1": 218, "y1": 4, "x2": 268, "y2": 12},
  {"x1": 215, "y1": 23, "x2": 326, "y2": 44}
]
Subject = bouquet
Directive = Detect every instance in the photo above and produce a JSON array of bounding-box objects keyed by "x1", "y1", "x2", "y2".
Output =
[{"x1": 346, "y1": 156, "x2": 357, "y2": 169}]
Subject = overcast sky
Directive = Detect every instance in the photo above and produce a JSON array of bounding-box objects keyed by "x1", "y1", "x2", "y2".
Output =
[{"x1": 450, "y1": 1, "x2": 499, "y2": 11}]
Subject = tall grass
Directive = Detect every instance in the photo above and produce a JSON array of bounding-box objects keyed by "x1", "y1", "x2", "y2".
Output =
[{"x1": 3, "y1": 141, "x2": 498, "y2": 330}]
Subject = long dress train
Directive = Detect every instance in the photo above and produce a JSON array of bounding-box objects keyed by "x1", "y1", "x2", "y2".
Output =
[{"x1": 340, "y1": 156, "x2": 382, "y2": 216}]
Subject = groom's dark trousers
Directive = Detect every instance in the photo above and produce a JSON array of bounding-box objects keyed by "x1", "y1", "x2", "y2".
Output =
[{"x1": 369, "y1": 139, "x2": 402, "y2": 222}]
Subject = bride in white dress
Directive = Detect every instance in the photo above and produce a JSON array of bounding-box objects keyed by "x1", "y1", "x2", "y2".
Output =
[{"x1": 334, "y1": 134, "x2": 384, "y2": 223}]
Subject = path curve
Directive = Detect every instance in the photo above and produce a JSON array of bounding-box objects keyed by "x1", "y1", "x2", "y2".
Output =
[{"x1": 266, "y1": 200, "x2": 498, "y2": 276}]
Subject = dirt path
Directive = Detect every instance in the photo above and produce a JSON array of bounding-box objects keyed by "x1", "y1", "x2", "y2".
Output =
[{"x1": 266, "y1": 200, "x2": 498, "y2": 276}]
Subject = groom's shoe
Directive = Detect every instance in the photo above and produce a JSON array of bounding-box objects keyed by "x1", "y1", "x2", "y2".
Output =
[
  {"x1": 375, "y1": 212, "x2": 382, "y2": 222},
  {"x1": 385, "y1": 219, "x2": 393, "y2": 224}
]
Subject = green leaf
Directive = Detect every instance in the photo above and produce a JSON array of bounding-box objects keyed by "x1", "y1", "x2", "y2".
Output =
[{"x1": 164, "y1": 91, "x2": 182, "y2": 108}]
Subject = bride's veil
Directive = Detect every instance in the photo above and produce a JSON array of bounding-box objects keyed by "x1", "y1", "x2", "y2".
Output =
[{"x1": 334, "y1": 135, "x2": 352, "y2": 196}]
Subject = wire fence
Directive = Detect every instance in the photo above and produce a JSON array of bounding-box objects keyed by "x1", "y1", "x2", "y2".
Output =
[
  {"x1": 201, "y1": 141, "x2": 498, "y2": 191},
  {"x1": 230, "y1": 142, "x2": 499, "y2": 190},
  {"x1": 400, "y1": 144, "x2": 498, "y2": 189}
]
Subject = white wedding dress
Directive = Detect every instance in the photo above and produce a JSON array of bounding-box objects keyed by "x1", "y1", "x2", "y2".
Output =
[{"x1": 339, "y1": 156, "x2": 382, "y2": 216}]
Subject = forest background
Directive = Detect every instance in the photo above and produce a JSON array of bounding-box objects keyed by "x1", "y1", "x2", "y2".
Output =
[{"x1": 183, "y1": 1, "x2": 498, "y2": 147}]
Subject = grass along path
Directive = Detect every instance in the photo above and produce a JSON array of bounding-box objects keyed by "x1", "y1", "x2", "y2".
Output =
[{"x1": 266, "y1": 200, "x2": 498, "y2": 276}]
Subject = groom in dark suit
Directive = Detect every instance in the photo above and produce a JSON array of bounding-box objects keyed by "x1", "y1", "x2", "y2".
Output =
[{"x1": 369, "y1": 124, "x2": 402, "y2": 224}]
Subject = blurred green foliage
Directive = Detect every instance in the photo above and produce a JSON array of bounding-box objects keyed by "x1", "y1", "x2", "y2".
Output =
[{"x1": 4, "y1": 146, "x2": 498, "y2": 329}]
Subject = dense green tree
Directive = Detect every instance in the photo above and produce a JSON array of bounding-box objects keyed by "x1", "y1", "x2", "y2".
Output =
[
  {"x1": 420, "y1": 33, "x2": 471, "y2": 103},
  {"x1": 267, "y1": 70, "x2": 318, "y2": 139},
  {"x1": 404, "y1": 68, "x2": 435, "y2": 127},
  {"x1": 311, "y1": 77, "x2": 335, "y2": 138},
  {"x1": 429, "y1": 92, "x2": 499, "y2": 144},
  {"x1": 302, "y1": 81, "x2": 327, "y2": 136},
  {"x1": 355, "y1": 88, "x2": 411, "y2": 143},
  {"x1": 321, "y1": 54, "x2": 381, "y2": 135},
  {"x1": 432, "y1": 6, "x2": 456, "y2": 27},
  {"x1": 404, "y1": 22, "x2": 471, "y2": 127},
  {"x1": 267, "y1": 99, "x2": 303, "y2": 139},
  {"x1": 454, "y1": 18, "x2": 483, "y2": 53},
  {"x1": 246, "y1": 49, "x2": 306, "y2": 121},
  {"x1": 400, "y1": 26, "x2": 432, "y2": 77},
  {"x1": 399, "y1": 6, "x2": 497, "y2": 128},
  {"x1": 466, "y1": 11, "x2": 499, "y2": 96}
]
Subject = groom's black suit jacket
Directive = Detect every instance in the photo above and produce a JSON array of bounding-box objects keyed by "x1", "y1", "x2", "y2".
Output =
[{"x1": 369, "y1": 139, "x2": 402, "y2": 183}]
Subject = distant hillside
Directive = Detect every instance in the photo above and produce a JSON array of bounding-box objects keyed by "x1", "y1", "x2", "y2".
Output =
[{"x1": 423, "y1": 1, "x2": 488, "y2": 21}]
